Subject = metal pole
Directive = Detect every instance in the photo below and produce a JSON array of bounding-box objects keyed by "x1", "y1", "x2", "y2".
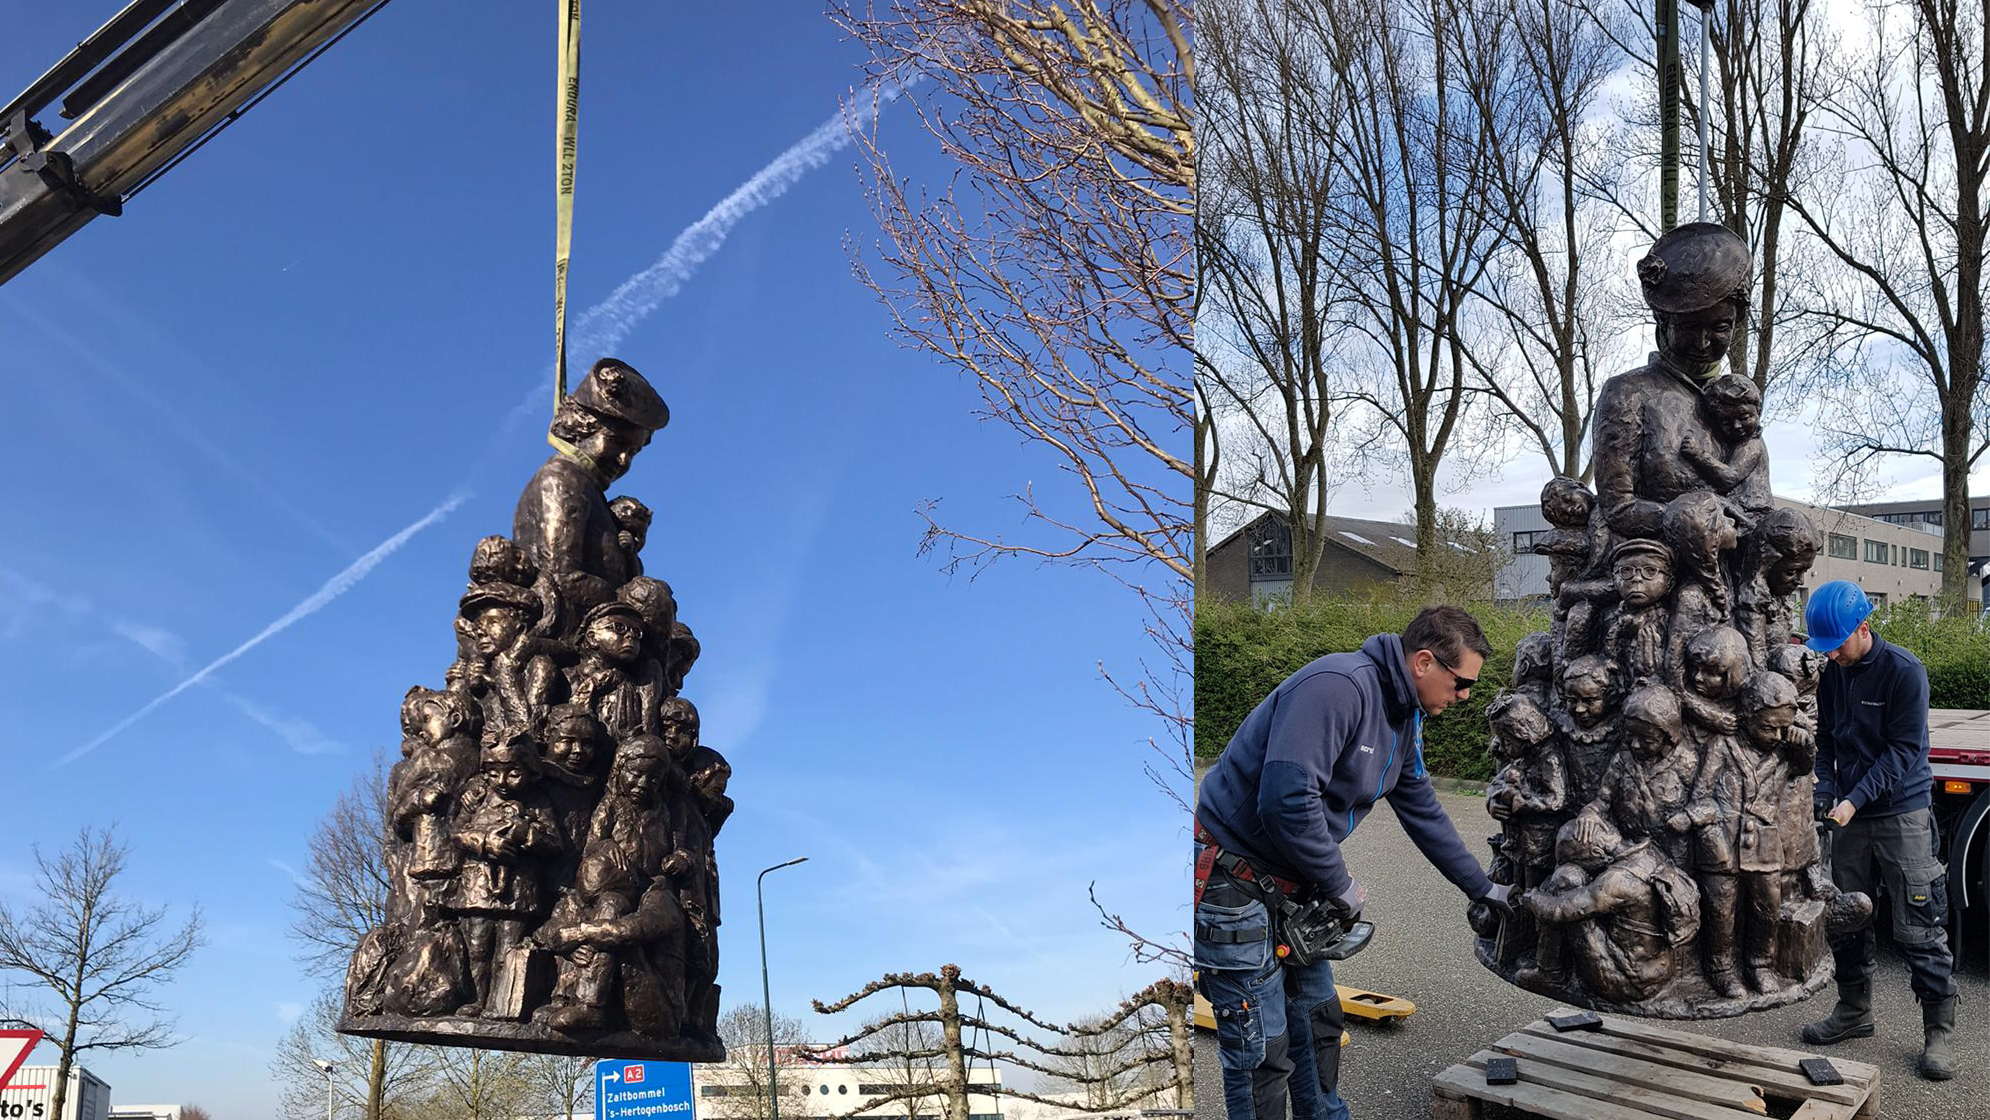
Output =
[
  {"x1": 758, "y1": 857, "x2": 809, "y2": 1120},
  {"x1": 315, "y1": 1060, "x2": 336, "y2": 1120},
  {"x1": 1657, "y1": 0, "x2": 1681, "y2": 230},
  {"x1": 1697, "y1": 3, "x2": 1712, "y2": 221}
]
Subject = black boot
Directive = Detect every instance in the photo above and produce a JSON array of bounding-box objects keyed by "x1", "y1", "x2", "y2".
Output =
[
  {"x1": 1801, "y1": 978, "x2": 1874, "y2": 1044},
  {"x1": 1919, "y1": 994, "x2": 1956, "y2": 1081}
]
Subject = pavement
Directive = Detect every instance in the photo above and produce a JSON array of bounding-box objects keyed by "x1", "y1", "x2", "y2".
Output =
[{"x1": 1192, "y1": 790, "x2": 1989, "y2": 1119}]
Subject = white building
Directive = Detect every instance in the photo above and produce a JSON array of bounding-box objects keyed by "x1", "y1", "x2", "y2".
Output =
[
  {"x1": 695, "y1": 1049, "x2": 1003, "y2": 1120},
  {"x1": 108, "y1": 1108, "x2": 182, "y2": 1120},
  {"x1": 1494, "y1": 495, "x2": 1946, "y2": 610}
]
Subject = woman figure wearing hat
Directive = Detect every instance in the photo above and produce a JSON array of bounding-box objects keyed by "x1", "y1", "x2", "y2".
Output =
[
  {"x1": 514, "y1": 358, "x2": 671, "y2": 625},
  {"x1": 1593, "y1": 223, "x2": 1753, "y2": 542}
]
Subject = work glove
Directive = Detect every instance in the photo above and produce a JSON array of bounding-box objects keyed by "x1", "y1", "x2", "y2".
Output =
[
  {"x1": 1477, "y1": 882, "x2": 1515, "y2": 921},
  {"x1": 1336, "y1": 879, "x2": 1368, "y2": 922},
  {"x1": 1814, "y1": 789, "x2": 1835, "y2": 820}
]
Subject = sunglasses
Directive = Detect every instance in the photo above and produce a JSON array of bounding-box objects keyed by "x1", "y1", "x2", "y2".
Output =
[{"x1": 1430, "y1": 651, "x2": 1477, "y2": 693}]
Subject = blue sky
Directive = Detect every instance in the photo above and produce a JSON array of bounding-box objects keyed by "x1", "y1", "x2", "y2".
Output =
[{"x1": 0, "y1": 4, "x2": 1186, "y2": 1115}]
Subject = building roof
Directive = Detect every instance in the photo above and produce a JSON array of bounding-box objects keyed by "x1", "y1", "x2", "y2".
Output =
[{"x1": 1209, "y1": 510, "x2": 1481, "y2": 577}]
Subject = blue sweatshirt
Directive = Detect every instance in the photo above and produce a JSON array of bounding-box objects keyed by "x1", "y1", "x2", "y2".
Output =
[
  {"x1": 1195, "y1": 633, "x2": 1494, "y2": 902},
  {"x1": 1815, "y1": 634, "x2": 1932, "y2": 817}
]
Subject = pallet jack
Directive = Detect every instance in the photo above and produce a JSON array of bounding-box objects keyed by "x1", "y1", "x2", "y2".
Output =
[{"x1": 1192, "y1": 983, "x2": 1415, "y2": 1046}]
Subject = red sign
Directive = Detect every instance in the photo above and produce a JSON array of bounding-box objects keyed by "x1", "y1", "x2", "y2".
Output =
[
  {"x1": 0, "y1": 1030, "x2": 42, "y2": 1092},
  {"x1": 624, "y1": 1064, "x2": 646, "y2": 1085}
]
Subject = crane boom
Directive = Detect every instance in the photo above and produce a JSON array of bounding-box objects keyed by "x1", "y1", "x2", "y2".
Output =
[{"x1": 0, "y1": 0, "x2": 389, "y2": 286}]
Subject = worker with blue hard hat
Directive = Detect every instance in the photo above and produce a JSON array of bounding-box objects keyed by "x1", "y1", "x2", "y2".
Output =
[{"x1": 1799, "y1": 579, "x2": 1955, "y2": 1080}]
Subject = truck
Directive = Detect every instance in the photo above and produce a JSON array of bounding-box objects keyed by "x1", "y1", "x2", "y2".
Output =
[
  {"x1": 0, "y1": 1066, "x2": 110, "y2": 1120},
  {"x1": 1931, "y1": 709, "x2": 1990, "y2": 966}
]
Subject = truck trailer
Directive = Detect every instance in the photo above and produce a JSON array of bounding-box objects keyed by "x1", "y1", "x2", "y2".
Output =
[
  {"x1": 0, "y1": 1066, "x2": 110, "y2": 1120},
  {"x1": 1932, "y1": 709, "x2": 1990, "y2": 966}
]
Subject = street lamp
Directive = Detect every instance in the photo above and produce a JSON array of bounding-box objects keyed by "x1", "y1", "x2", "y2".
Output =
[
  {"x1": 758, "y1": 856, "x2": 809, "y2": 1120},
  {"x1": 313, "y1": 1059, "x2": 336, "y2": 1120}
]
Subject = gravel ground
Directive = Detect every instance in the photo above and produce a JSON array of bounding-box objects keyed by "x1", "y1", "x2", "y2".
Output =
[{"x1": 1192, "y1": 790, "x2": 1989, "y2": 1119}]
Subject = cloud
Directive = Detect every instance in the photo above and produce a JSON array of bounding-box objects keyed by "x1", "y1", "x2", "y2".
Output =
[
  {"x1": 111, "y1": 620, "x2": 190, "y2": 669},
  {"x1": 495, "y1": 77, "x2": 915, "y2": 443},
  {"x1": 55, "y1": 492, "x2": 469, "y2": 767},
  {"x1": 224, "y1": 693, "x2": 346, "y2": 756},
  {"x1": 267, "y1": 858, "x2": 309, "y2": 889}
]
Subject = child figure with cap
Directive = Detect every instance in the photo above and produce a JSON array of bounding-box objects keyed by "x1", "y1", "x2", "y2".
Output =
[
  {"x1": 568, "y1": 599, "x2": 659, "y2": 742},
  {"x1": 449, "y1": 735, "x2": 563, "y2": 1017},
  {"x1": 1602, "y1": 538, "x2": 1674, "y2": 686},
  {"x1": 1676, "y1": 671, "x2": 1801, "y2": 998}
]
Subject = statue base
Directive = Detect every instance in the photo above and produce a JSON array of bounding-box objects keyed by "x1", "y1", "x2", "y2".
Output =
[
  {"x1": 338, "y1": 1011, "x2": 727, "y2": 1062},
  {"x1": 1472, "y1": 935, "x2": 1832, "y2": 1019}
]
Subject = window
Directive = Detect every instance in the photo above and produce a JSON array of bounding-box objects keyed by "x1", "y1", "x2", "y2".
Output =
[
  {"x1": 1828, "y1": 533, "x2": 1856, "y2": 559},
  {"x1": 819, "y1": 1086, "x2": 831, "y2": 1095},
  {"x1": 1248, "y1": 518, "x2": 1292, "y2": 580},
  {"x1": 1936, "y1": 553, "x2": 1945, "y2": 572},
  {"x1": 1867, "y1": 591, "x2": 1887, "y2": 606},
  {"x1": 1911, "y1": 548, "x2": 1930, "y2": 569},
  {"x1": 701, "y1": 1087, "x2": 730, "y2": 1098},
  {"x1": 1975, "y1": 508, "x2": 1990, "y2": 531},
  {"x1": 1513, "y1": 530, "x2": 1542, "y2": 552},
  {"x1": 838, "y1": 1086, "x2": 850, "y2": 1095},
  {"x1": 1865, "y1": 539, "x2": 1888, "y2": 564},
  {"x1": 859, "y1": 1087, "x2": 890, "y2": 1096}
]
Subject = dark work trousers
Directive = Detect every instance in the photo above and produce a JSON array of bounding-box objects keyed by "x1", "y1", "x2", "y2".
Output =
[
  {"x1": 1195, "y1": 873, "x2": 1349, "y2": 1119},
  {"x1": 1830, "y1": 807, "x2": 1956, "y2": 1003}
]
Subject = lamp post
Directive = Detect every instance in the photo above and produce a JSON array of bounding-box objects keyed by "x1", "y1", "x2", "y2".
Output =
[
  {"x1": 758, "y1": 856, "x2": 809, "y2": 1120},
  {"x1": 313, "y1": 1059, "x2": 336, "y2": 1120}
]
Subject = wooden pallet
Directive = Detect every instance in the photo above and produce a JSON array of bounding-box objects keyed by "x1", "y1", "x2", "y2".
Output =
[{"x1": 1431, "y1": 1007, "x2": 1880, "y2": 1120}]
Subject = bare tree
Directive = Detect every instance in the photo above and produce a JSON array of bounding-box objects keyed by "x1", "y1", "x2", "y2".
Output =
[
  {"x1": 833, "y1": 0, "x2": 1195, "y2": 794},
  {"x1": 1404, "y1": 507, "x2": 1512, "y2": 602},
  {"x1": 705, "y1": 1003, "x2": 812, "y2": 1120},
  {"x1": 810, "y1": 965, "x2": 1168, "y2": 1117},
  {"x1": 421, "y1": 1047, "x2": 533, "y2": 1120},
  {"x1": 521, "y1": 1053, "x2": 594, "y2": 1120},
  {"x1": 181, "y1": 1107, "x2": 214, "y2": 1120},
  {"x1": 271, "y1": 989, "x2": 434, "y2": 1120},
  {"x1": 1198, "y1": 0, "x2": 1364, "y2": 602},
  {"x1": 1056, "y1": 979, "x2": 1193, "y2": 1110},
  {"x1": 1307, "y1": 0, "x2": 1514, "y2": 554},
  {"x1": 1704, "y1": 0, "x2": 1839, "y2": 395},
  {"x1": 1447, "y1": 0, "x2": 1627, "y2": 481},
  {"x1": 1780, "y1": 0, "x2": 1988, "y2": 603},
  {"x1": 1577, "y1": 0, "x2": 1837, "y2": 405},
  {"x1": 288, "y1": 757, "x2": 400, "y2": 1119},
  {"x1": 0, "y1": 825, "x2": 203, "y2": 1120}
]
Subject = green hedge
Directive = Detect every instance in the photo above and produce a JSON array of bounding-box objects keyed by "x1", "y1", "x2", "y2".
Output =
[
  {"x1": 1194, "y1": 597, "x2": 1550, "y2": 781},
  {"x1": 1860, "y1": 603, "x2": 1990, "y2": 710},
  {"x1": 1195, "y1": 596, "x2": 1990, "y2": 778}
]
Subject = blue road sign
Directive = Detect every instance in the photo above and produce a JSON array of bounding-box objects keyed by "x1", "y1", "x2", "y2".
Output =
[{"x1": 596, "y1": 1059, "x2": 695, "y2": 1120}]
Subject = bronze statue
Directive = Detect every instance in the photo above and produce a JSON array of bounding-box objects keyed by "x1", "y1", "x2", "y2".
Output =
[
  {"x1": 1477, "y1": 225, "x2": 1870, "y2": 1017},
  {"x1": 340, "y1": 358, "x2": 727, "y2": 1060}
]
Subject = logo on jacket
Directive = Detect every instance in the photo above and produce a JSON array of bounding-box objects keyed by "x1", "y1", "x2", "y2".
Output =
[{"x1": 1358, "y1": 744, "x2": 1374, "y2": 754}]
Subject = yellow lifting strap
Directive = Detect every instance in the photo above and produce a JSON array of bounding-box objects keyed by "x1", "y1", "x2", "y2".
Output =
[{"x1": 548, "y1": 0, "x2": 595, "y2": 471}]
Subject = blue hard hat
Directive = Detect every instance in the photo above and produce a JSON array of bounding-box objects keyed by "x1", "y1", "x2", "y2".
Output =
[{"x1": 1804, "y1": 580, "x2": 1873, "y2": 652}]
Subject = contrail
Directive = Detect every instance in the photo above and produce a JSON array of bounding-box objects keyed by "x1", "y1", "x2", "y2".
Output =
[
  {"x1": 55, "y1": 493, "x2": 468, "y2": 768},
  {"x1": 58, "y1": 81, "x2": 910, "y2": 766},
  {"x1": 500, "y1": 78, "x2": 912, "y2": 436}
]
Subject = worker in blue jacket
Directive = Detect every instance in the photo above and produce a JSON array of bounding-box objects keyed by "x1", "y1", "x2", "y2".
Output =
[
  {"x1": 1798, "y1": 580, "x2": 1956, "y2": 1080},
  {"x1": 1195, "y1": 606, "x2": 1511, "y2": 1120}
]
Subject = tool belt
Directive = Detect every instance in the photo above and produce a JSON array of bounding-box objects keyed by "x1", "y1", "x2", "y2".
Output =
[{"x1": 1194, "y1": 819, "x2": 1373, "y2": 968}]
